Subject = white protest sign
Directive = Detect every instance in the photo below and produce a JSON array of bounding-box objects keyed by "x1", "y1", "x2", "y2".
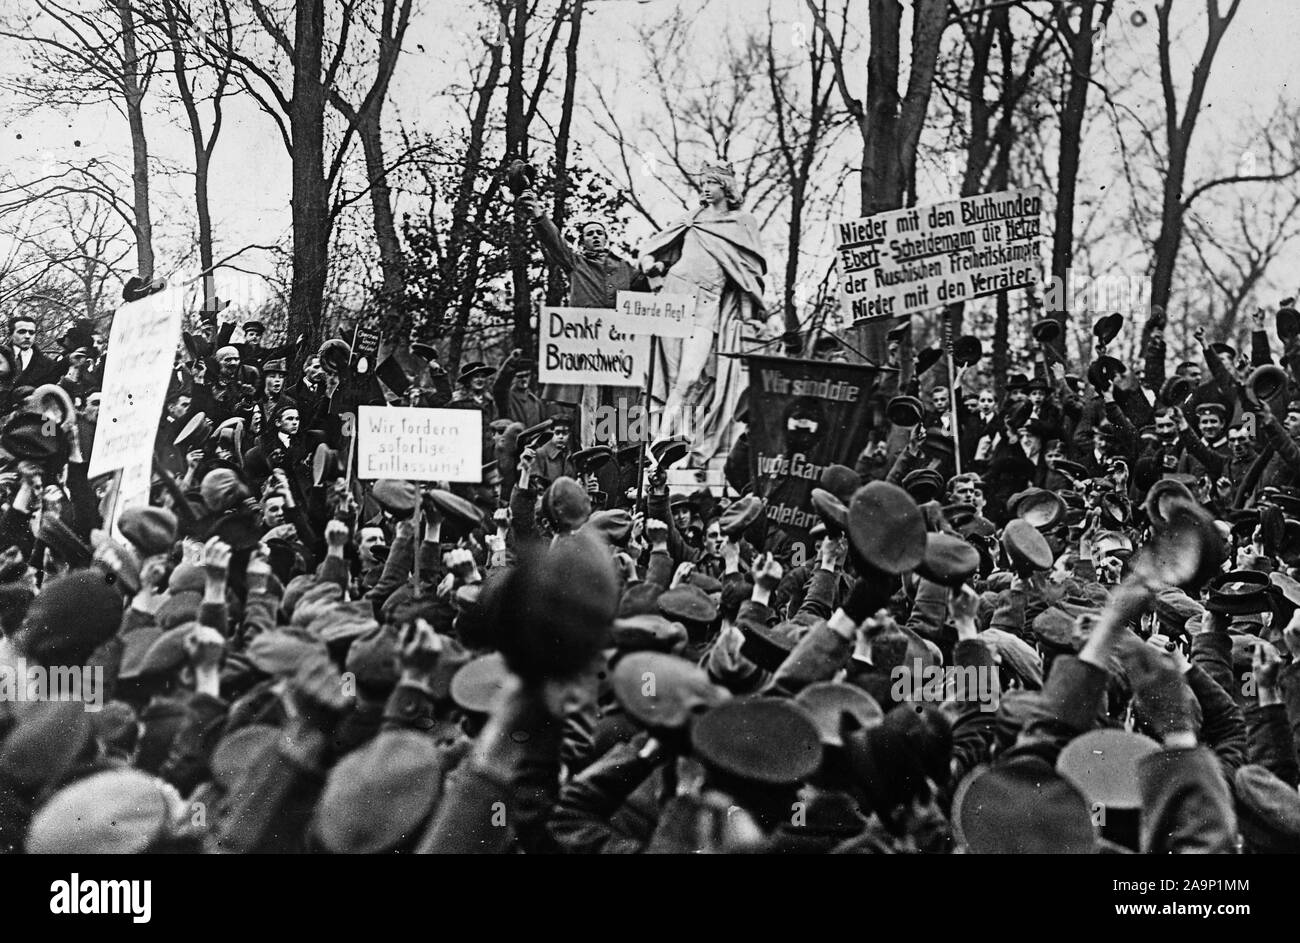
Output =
[
  {"x1": 89, "y1": 287, "x2": 183, "y2": 477},
  {"x1": 835, "y1": 187, "x2": 1044, "y2": 322},
  {"x1": 614, "y1": 292, "x2": 698, "y2": 338},
  {"x1": 357, "y1": 406, "x2": 481, "y2": 482},
  {"x1": 538, "y1": 306, "x2": 650, "y2": 387}
]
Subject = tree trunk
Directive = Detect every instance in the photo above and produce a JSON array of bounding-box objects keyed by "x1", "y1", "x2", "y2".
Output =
[
  {"x1": 993, "y1": 290, "x2": 1010, "y2": 397},
  {"x1": 116, "y1": 0, "x2": 154, "y2": 280},
  {"x1": 784, "y1": 181, "x2": 806, "y2": 351},
  {"x1": 504, "y1": 0, "x2": 533, "y2": 353},
  {"x1": 1050, "y1": 1, "x2": 1112, "y2": 353},
  {"x1": 854, "y1": 0, "x2": 946, "y2": 364},
  {"x1": 359, "y1": 112, "x2": 406, "y2": 334},
  {"x1": 1149, "y1": 0, "x2": 1241, "y2": 316},
  {"x1": 164, "y1": 0, "x2": 219, "y2": 310},
  {"x1": 288, "y1": 0, "x2": 329, "y2": 365},
  {"x1": 546, "y1": 0, "x2": 584, "y2": 308},
  {"x1": 439, "y1": 37, "x2": 504, "y2": 371},
  {"x1": 860, "y1": 0, "x2": 904, "y2": 218}
]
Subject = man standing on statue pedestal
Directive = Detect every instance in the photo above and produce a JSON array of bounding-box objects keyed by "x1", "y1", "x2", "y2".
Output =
[
  {"x1": 518, "y1": 188, "x2": 647, "y2": 500},
  {"x1": 637, "y1": 163, "x2": 768, "y2": 468}
]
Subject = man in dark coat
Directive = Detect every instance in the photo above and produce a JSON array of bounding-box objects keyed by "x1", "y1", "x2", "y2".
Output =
[{"x1": 7, "y1": 314, "x2": 67, "y2": 389}]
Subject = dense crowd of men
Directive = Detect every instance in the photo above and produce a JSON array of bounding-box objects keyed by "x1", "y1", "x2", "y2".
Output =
[{"x1": 6, "y1": 289, "x2": 1300, "y2": 855}]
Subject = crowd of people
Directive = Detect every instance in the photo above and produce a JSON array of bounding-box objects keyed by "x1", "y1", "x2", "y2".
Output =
[{"x1": 5, "y1": 286, "x2": 1300, "y2": 856}]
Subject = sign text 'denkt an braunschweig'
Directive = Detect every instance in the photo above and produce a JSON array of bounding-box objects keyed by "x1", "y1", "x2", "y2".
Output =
[{"x1": 836, "y1": 188, "x2": 1044, "y2": 322}]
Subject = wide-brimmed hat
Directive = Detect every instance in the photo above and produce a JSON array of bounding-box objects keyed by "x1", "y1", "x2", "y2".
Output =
[
  {"x1": 1031, "y1": 319, "x2": 1061, "y2": 345},
  {"x1": 1086, "y1": 356, "x2": 1127, "y2": 391},
  {"x1": 1008, "y1": 487, "x2": 1065, "y2": 530},
  {"x1": 1246, "y1": 364, "x2": 1289, "y2": 406},
  {"x1": 319, "y1": 339, "x2": 351, "y2": 374},
  {"x1": 457, "y1": 360, "x2": 495, "y2": 384},
  {"x1": 650, "y1": 435, "x2": 691, "y2": 469},
  {"x1": 1278, "y1": 305, "x2": 1300, "y2": 344},
  {"x1": 1092, "y1": 312, "x2": 1124, "y2": 347},
  {"x1": 953, "y1": 335, "x2": 983, "y2": 367},
  {"x1": 886, "y1": 395, "x2": 924, "y2": 427}
]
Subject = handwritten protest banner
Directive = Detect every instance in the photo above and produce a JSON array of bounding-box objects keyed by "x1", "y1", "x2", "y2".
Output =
[
  {"x1": 89, "y1": 288, "x2": 183, "y2": 479},
  {"x1": 614, "y1": 292, "x2": 698, "y2": 338},
  {"x1": 835, "y1": 188, "x2": 1044, "y2": 322},
  {"x1": 538, "y1": 306, "x2": 650, "y2": 387},
  {"x1": 357, "y1": 406, "x2": 481, "y2": 482},
  {"x1": 745, "y1": 354, "x2": 885, "y2": 563},
  {"x1": 350, "y1": 312, "x2": 382, "y2": 375}
]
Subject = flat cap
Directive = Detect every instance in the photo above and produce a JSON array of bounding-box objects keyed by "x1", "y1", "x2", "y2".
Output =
[
  {"x1": 314, "y1": 730, "x2": 445, "y2": 853},
  {"x1": 718, "y1": 495, "x2": 765, "y2": 537},
  {"x1": 794, "y1": 682, "x2": 884, "y2": 747},
  {"x1": 902, "y1": 468, "x2": 945, "y2": 504},
  {"x1": 952, "y1": 757, "x2": 1095, "y2": 854},
  {"x1": 371, "y1": 479, "x2": 419, "y2": 517},
  {"x1": 848, "y1": 481, "x2": 926, "y2": 575},
  {"x1": 612, "y1": 651, "x2": 729, "y2": 729},
  {"x1": 916, "y1": 533, "x2": 980, "y2": 587},
  {"x1": 1234, "y1": 764, "x2": 1300, "y2": 853},
  {"x1": 810, "y1": 488, "x2": 849, "y2": 535},
  {"x1": 542, "y1": 476, "x2": 591, "y2": 531},
  {"x1": 1008, "y1": 488, "x2": 1065, "y2": 530},
  {"x1": 886, "y1": 395, "x2": 924, "y2": 427},
  {"x1": 657, "y1": 585, "x2": 718, "y2": 625},
  {"x1": 818, "y1": 464, "x2": 861, "y2": 504},
  {"x1": 690, "y1": 697, "x2": 822, "y2": 785},
  {"x1": 246, "y1": 629, "x2": 328, "y2": 677},
  {"x1": 27, "y1": 769, "x2": 171, "y2": 854},
  {"x1": 581, "y1": 508, "x2": 633, "y2": 545},
  {"x1": 1056, "y1": 729, "x2": 1160, "y2": 810},
  {"x1": 427, "y1": 488, "x2": 484, "y2": 528},
  {"x1": 1001, "y1": 519, "x2": 1053, "y2": 574},
  {"x1": 610, "y1": 613, "x2": 687, "y2": 654},
  {"x1": 450, "y1": 652, "x2": 510, "y2": 715},
  {"x1": 739, "y1": 619, "x2": 805, "y2": 672},
  {"x1": 118, "y1": 506, "x2": 178, "y2": 557}
]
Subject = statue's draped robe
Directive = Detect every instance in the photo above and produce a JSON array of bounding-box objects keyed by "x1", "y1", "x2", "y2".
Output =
[{"x1": 640, "y1": 208, "x2": 766, "y2": 466}]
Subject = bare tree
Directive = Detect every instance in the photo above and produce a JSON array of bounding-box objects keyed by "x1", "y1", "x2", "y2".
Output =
[
  {"x1": 198, "y1": 0, "x2": 418, "y2": 366},
  {"x1": 1147, "y1": 0, "x2": 1254, "y2": 318},
  {"x1": 0, "y1": 190, "x2": 132, "y2": 335},
  {"x1": 764, "y1": 0, "x2": 848, "y2": 353},
  {"x1": 325, "y1": 0, "x2": 415, "y2": 339},
  {"x1": 0, "y1": 0, "x2": 160, "y2": 278},
  {"x1": 930, "y1": 1, "x2": 1055, "y2": 343},
  {"x1": 145, "y1": 0, "x2": 236, "y2": 310},
  {"x1": 807, "y1": 0, "x2": 948, "y2": 359},
  {"x1": 1045, "y1": 0, "x2": 1113, "y2": 344},
  {"x1": 545, "y1": 0, "x2": 585, "y2": 308},
  {"x1": 1185, "y1": 176, "x2": 1300, "y2": 345},
  {"x1": 587, "y1": 8, "x2": 784, "y2": 230}
]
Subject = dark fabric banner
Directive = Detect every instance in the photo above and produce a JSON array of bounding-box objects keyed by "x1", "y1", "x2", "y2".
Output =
[{"x1": 745, "y1": 354, "x2": 884, "y2": 562}]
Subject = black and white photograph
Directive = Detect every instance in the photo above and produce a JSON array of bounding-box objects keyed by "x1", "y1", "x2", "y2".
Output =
[{"x1": 0, "y1": 0, "x2": 1292, "y2": 909}]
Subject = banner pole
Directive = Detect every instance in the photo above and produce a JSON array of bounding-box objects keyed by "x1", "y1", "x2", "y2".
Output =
[
  {"x1": 945, "y1": 313, "x2": 963, "y2": 477},
  {"x1": 637, "y1": 334, "x2": 658, "y2": 511},
  {"x1": 411, "y1": 486, "x2": 423, "y2": 599}
]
